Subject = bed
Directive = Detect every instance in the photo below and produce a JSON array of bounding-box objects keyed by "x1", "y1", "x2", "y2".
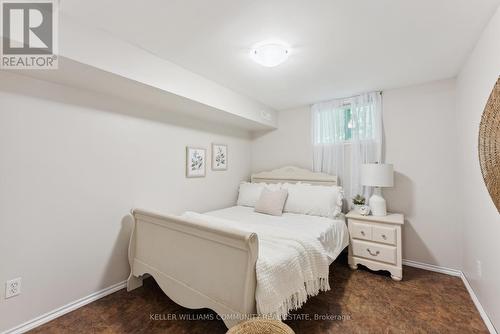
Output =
[{"x1": 126, "y1": 166, "x2": 349, "y2": 328}]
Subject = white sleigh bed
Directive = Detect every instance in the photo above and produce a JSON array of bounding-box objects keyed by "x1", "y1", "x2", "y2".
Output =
[{"x1": 126, "y1": 166, "x2": 348, "y2": 328}]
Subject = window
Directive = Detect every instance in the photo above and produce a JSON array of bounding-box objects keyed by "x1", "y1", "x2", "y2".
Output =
[
  {"x1": 312, "y1": 91, "x2": 382, "y2": 202},
  {"x1": 312, "y1": 100, "x2": 376, "y2": 145}
]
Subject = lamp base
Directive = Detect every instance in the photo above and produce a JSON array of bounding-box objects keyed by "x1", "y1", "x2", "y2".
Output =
[{"x1": 369, "y1": 188, "x2": 387, "y2": 216}]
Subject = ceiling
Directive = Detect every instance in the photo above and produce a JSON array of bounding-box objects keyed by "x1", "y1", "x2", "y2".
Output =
[{"x1": 61, "y1": 0, "x2": 500, "y2": 110}]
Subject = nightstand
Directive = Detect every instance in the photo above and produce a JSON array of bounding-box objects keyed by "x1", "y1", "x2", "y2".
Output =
[{"x1": 346, "y1": 211, "x2": 404, "y2": 281}]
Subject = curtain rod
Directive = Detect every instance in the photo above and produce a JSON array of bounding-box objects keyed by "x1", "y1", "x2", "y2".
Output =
[{"x1": 311, "y1": 90, "x2": 383, "y2": 107}]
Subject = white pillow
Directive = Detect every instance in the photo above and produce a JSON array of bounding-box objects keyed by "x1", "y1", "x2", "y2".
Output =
[
  {"x1": 236, "y1": 182, "x2": 282, "y2": 207},
  {"x1": 283, "y1": 183, "x2": 343, "y2": 218},
  {"x1": 254, "y1": 188, "x2": 288, "y2": 216}
]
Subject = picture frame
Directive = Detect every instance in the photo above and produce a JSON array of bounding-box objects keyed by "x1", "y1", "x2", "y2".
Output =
[
  {"x1": 211, "y1": 143, "x2": 228, "y2": 171},
  {"x1": 186, "y1": 146, "x2": 206, "y2": 178}
]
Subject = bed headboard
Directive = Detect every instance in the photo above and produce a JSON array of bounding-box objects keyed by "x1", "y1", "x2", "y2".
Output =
[{"x1": 250, "y1": 166, "x2": 338, "y2": 186}]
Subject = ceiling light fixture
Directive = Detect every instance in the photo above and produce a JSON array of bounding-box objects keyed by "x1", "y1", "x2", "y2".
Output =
[{"x1": 250, "y1": 42, "x2": 290, "y2": 67}]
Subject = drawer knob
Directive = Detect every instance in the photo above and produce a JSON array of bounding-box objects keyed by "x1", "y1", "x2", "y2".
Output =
[
  {"x1": 366, "y1": 248, "x2": 380, "y2": 256},
  {"x1": 382, "y1": 234, "x2": 387, "y2": 239},
  {"x1": 361, "y1": 231, "x2": 365, "y2": 236}
]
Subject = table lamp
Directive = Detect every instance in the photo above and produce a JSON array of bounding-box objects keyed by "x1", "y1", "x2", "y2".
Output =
[{"x1": 361, "y1": 163, "x2": 394, "y2": 216}]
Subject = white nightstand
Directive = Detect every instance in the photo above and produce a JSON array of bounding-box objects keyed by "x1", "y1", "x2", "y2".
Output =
[{"x1": 346, "y1": 211, "x2": 404, "y2": 281}]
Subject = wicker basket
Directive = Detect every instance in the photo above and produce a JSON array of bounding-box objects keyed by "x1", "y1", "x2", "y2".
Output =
[
  {"x1": 226, "y1": 318, "x2": 295, "y2": 334},
  {"x1": 479, "y1": 78, "x2": 500, "y2": 212}
]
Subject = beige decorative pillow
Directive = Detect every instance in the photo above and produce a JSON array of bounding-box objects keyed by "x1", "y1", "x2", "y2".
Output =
[{"x1": 254, "y1": 188, "x2": 289, "y2": 216}]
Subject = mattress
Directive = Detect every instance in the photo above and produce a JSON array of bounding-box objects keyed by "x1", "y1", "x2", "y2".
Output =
[{"x1": 205, "y1": 205, "x2": 349, "y2": 264}]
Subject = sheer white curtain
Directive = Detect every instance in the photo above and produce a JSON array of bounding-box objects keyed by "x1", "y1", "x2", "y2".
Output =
[{"x1": 312, "y1": 92, "x2": 382, "y2": 204}]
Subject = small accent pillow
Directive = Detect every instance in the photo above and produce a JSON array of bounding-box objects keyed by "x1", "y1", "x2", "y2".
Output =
[
  {"x1": 254, "y1": 188, "x2": 289, "y2": 216},
  {"x1": 236, "y1": 182, "x2": 282, "y2": 207}
]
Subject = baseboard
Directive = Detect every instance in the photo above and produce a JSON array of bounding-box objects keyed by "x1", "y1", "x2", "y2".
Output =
[
  {"x1": 403, "y1": 259, "x2": 497, "y2": 334},
  {"x1": 402, "y1": 259, "x2": 462, "y2": 276},
  {"x1": 460, "y1": 273, "x2": 498, "y2": 334},
  {"x1": 2, "y1": 280, "x2": 126, "y2": 334}
]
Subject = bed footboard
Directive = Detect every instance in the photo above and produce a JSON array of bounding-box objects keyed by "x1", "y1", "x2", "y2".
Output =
[{"x1": 127, "y1": 209, "x2": 258, "y2": 328}]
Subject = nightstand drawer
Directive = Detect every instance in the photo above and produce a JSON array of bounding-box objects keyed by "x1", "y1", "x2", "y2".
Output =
[
  {"x1": 349, "y1": 220, "x2": 372, "y2": 241},
  {"x1": 372, "y1": 225, "x2": 396, "y2": 245},
  {"x1": 351, "y1": 240, "x2": 397, "y2": 264}
]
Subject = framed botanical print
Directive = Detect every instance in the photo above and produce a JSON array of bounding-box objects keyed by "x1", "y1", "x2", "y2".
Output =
[
  {"x1": 186, "y1": 147, "x2": 206, "y2": 178},
  {"x1": 212, "y1": 143, "x2": 228, "y2": 171}
]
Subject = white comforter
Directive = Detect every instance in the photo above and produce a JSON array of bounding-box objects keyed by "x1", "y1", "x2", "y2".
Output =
[{"x1": 182, "y1": 206, "x2": 349, "y2": 319}]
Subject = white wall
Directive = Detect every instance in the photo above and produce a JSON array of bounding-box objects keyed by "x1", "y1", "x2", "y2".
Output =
[
  {"x1": 456, "y1": 5, "x2": 500, "y2": 329},
  {"x1": 0, "y1": 72, "x2": 252, "y2": 332},
  {"x1": 252, "y1": 107, "x2": 312, "y2": 172},
  {"x1": 382, "y1": 79, "x2": 461, "y2": 269},
  {"x1": 252, "y1": 79, "x2": 461, "y2": 269}
]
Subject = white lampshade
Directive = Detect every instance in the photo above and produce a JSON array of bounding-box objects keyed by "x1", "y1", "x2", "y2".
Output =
[{"x1": 361, "y1": 163, "x2": 394, "y2": 187}]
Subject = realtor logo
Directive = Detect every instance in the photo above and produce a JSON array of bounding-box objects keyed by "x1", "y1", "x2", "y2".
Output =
[{"x1": 1, "y1": 0, "x2": 58, "y2": 69}]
